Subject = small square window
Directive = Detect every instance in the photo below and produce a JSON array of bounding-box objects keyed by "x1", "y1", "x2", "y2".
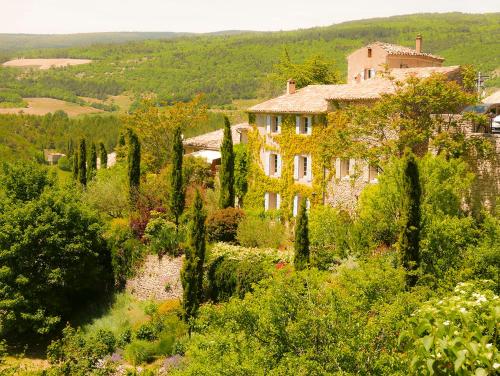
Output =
[{"x1": 368, "y1": 48, "x2": 372, "y2": 58}]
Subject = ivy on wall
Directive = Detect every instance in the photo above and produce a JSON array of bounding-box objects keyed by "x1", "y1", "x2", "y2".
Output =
[{"x1": 245, "y1": 113, "x2": 331, "y2": 220}]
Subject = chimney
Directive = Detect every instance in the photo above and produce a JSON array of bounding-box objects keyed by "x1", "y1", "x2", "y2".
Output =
[
  {"x1": 287, "y1": 79, "x2": 296, "y2": 95},
  {"x1": 415, "y1": 34, "x2": 422, "y2": 53}
]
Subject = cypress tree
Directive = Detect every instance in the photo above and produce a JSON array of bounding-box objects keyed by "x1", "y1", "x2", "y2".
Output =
[
  {"x1": 170, "y1": 126, "x2": 185, "y2": 229},
  {"x1": 78, "y1": 138, "x2": 87, "y2": 187},
  {"x1": 116, "y1": 131, "x2": 126, "y2": 161},
  {"x1": 88, "y1": 143, "x2": 98, "y2": 180},
  {"x1": 181, "y1": 190, "x2": 206, "y2": 323},
  {"x1": 219, "y1": 116, "x2": 235, "y2": 208},
  {"x1": 99, "y1": 142, "x2": 108, "y2": 169},
  {"x1": 72, "y1": 152, "x2": 79, "y2": 181},
  {"x1": 127, "y1": 129, "x2": 141, "y2": 206},
  {"x1": 294, "y1": 200, "x2": 310, "y2": 271},
  {"x1": 398, "y1": 149, "x2": 421, "y2": 288}
]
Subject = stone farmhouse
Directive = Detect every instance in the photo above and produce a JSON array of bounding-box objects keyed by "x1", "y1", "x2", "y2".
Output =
[{"x1": 244, "y1": 36, "x2": 497, "y2": 215}]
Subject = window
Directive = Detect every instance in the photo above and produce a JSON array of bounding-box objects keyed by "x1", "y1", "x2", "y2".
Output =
[
  {"x1": 340, "y1": 159, "x2": 350, "y2": 179},
  {"x1": 266, "y1": 153, "x2": 281, "y2": 177},
  {"x1": 296, "y1": 116, "x2": 312, "y2": 135},
  {"x1": 368, "y1": 47, "x2": 372, "y2": 58},
  {"x1": 264, "y1": 192, "x2": 280, "y2": 211},
  {"x1": 364, "y1": 68, "x2": 376, "y2": 80},
  {"x1": 294, "y1": 155, "x2": 312, "y2": 182},
  {"x1": 267, "y1": 115, "x2": 281, "y2": 134},
  {"x1": 369, "y1": 165, "x2": 379, "y2": 182}
]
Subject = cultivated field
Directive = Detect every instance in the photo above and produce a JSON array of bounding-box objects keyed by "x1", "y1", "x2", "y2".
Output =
[
  {"x1": 0, "y1": 98, "x2": 103, "y2": 116},
  {"x1": 2, "y1": 58, "x2": 92, "y2": 70}
]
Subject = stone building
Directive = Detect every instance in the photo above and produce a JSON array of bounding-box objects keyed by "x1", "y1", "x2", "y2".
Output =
[{"x1": 245, "y1": 37, "x2": 496, "y2": 215}]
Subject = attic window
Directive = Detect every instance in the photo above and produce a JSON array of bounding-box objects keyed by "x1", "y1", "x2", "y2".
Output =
[{"x1": 368, "y1": 48, "x2": 372, "y2": 58}]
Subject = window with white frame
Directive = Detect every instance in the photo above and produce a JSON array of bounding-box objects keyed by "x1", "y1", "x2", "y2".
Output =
[
  {"x1": 294, "y1": 155, "x2": 312, "y2": 182},
  {"x1": 369, "y1": 164, "x2": 379, "y2": 182},
  {"x1": 264, "y1": 192, "x2": 281, "y2": 211},
  {"x1": 265, "y1": 152, "x2": 281, "y2": 177},
  {"x1": 266, "y1": 115, "x2": 282, "y2": 134},
  {"x1": 295, "y1": 115, "x2": 312, "y2": 135},
  {"x1": 336, "y1": 158, "x2": 350, "y2": 179},
  {"x1": 292, "y1": 194, "x2": 311, "y2": 217}
]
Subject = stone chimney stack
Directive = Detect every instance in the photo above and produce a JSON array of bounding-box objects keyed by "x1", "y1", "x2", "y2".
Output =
[
  {"x1": 415, "y1": 34, "x2": 422, "y2": 53},
  {"x1": 287, "y1": 79, "x2": 296, "y2": 95}
]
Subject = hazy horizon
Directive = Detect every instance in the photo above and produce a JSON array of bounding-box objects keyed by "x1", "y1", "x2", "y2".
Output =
[{"x1": 2, "y1": 0, "x2": 499, "y2": 35}]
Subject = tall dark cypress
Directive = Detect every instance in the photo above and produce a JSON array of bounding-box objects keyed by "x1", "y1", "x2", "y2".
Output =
[
  {"x1": 88, "y1": 143, "x2": 98, "y2": 180},
  {"x1": 72, "y1": 152, "x2": 79, "y2": 181},
  {"x1": 99, "y1": 142, "x2": 108, "y2": 169},
  {"x1": 219, "y1": 116, "x2": 235, "y2": 208},
  {"x1": 398, "y1": 149, "x2": 421, "y2": 288},
  {"x1": 127, "y1": 129, "x2": 141, "y2": 206},
  {"x1": 78, "y1": 138, "x2": 87, "y2": 187},
  {"x1": 294, "y1": 200, "x2": 310, "y2": 271},
  {"x1": 181, "y1": 190, "x2": 206, "y2": 323},
  {"x1": 116, "y1": 131, "x2": 126, "y2": 161},
  {"x1": 170, "y1": 126, "x2": 185, "y2": 228}
]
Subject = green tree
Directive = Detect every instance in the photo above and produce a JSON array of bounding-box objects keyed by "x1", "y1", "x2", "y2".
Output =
[
  {"x1": 127, "y1": 129, "x2": 141, "y2": 206},
  {"x1": 294, "y1": 200, "x2": 310, "y2": 271},
  {"x1": 116, "y1": 131, "x2": 127, "y2": 162},
  {"x1": 170, "y1": 126, "x2": 185, "y2": 228},
  {"x1": 72, "y1": 153, "x2": 79, "y2": 181},
  {"x1": 219, "y1": 116, "x2": 235, "y2": 208},
  {"x1": 398, "y1": 150, "x2": 421, "y2": 287},
  {"x1": 0, "y1": 162, "x2": 53, "y2": 202},
  {"x1": 234, "y1": 144, "x2": 249, "y2": 207},
  {"x1": 99, "y1": 142, "x2": 108, "y2": 169},
  {"x1": 88, "y1": 142, "x2": 98, "y2": 180},
  {"x1": 0, "y1": 179, "x2": 111, "y2": 339},
  {"x1": 181, "y1": 190, "x2": 206, "y2": 322},
  {"x1": 78, "y1": 138, "x2": 87, "y2": 187}
]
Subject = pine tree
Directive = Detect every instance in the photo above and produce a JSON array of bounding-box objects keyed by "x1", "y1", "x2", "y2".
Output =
[
  {"x1": 219, "y1": 116, "x2": 235, "y2": 208},
  {"x1": 88, "y1": 143, "x2": 98, "y2": 180},
  {"x1": 72, "y1": 152, "x2": 79, "y2": 181},
  {"x1": 99, "y1": 142, "x2": 108, "y2": 169},
  {"x1": 398, "y1": 149, "x2": 421, "y2": 288},
  {"x1": 78, "y1": 139, "x2": 87, "y2": 187},
  {"x1": 170, "y1": 126, "x2": 185, "y2": 229},
  {"x1": 181, "y1": 190, "x2": 206, "y2": 323},
  {"x1": 294, "y1": 200, "x2": 310, "y2": 271},
  {"x1": 127, "y1": 129, "x2": 141, "y2": 206}
]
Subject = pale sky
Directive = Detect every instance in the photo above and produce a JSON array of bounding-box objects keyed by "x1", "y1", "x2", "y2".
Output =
[{"x1": 1, "y1": 0, "x2": 499, "y2": 34}]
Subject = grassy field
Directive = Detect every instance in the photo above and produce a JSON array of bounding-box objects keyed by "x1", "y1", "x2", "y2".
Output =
[{"x1": 0, "y1": 97, "x2": 104, "y2": 116}]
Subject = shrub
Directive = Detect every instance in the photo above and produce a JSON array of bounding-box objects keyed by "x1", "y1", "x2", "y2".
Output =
[
  {"x1": 183, "y1": 155, "x2": 212, "y2": 188},
  {"x1": 236, "y1": 215, "x2": 285, "y2": 248},
  {"x1": 205, "y1": 243, "x2": 292, "y2": 302},
  {"x1": 143, "y1": 215, "x2": 183, "y2": 256},
  {"x1": 57, "y1": 156, "x2": 72, "y2": 172},
  {"x1": 400, "y1": 280, "x2": 499, "y2": 375},
  {"x1": 206, "y1": 207, "x2": 245, "y2": 243},
  {"x1": 124, "y1": 340, "x2": 155, "y2": 365},
  {"x1": 135, "y1": 323, "x2": 157, "y2": 341}
]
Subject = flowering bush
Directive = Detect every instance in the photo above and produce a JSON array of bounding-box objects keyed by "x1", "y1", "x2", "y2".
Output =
[{"x1": 400, "y1": 280, "x2": 499, "y2": 375}]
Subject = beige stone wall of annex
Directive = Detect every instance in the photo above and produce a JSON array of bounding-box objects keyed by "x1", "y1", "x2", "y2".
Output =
[
  {"x1": 347, "y1": 44, "x2": 388, "y2": 84},
  {"x1": 386, "y1": 55, "x2": 442, "y2": 69}
]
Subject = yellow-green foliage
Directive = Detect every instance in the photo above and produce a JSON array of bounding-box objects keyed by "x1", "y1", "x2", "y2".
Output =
[{"x1": 246, "y1": 114, "x2": 329, "y2": 219}]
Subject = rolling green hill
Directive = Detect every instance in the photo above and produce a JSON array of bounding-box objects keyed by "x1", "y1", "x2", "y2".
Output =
[{"x1": 0, "y1": 12, "x2": 499, "y2": 106}]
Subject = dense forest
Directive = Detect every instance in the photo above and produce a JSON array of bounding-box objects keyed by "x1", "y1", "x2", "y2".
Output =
[{"x1": 0, "y1": 12, "x2": 499, "y2": 105}]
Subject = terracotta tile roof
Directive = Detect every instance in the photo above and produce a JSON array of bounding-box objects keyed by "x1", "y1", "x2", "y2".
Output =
[
  {"x1": 371, "y1": 41, "x2": 444, "y2": 61},
  {"x1": 249, "y1": 66, "x2": 461, "y2": 113},
  {"x1": 183, "y1": 123, "x2": 251, "y2": 150}
]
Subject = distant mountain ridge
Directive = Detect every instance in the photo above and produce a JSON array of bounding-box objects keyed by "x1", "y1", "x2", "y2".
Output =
[{"x1": 0, "y1": 12, "x2": 498, "y2": 105}]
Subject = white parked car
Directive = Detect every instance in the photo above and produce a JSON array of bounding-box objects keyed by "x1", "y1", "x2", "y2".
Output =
[{"x1": 492, "y1": 115, "x2": 500, "y2": 134}]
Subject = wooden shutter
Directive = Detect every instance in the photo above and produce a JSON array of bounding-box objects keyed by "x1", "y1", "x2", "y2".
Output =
[
  {"x1": 264, "y1": 192, "x2": 269, "y2": 211},
  {"x1": 264, "y1": 152, "x2": 270, "y2": 176},
  {"x1": 296, "y1": 116, "x2": 300, "y2": 134},
  {"x1": 349, "y1": 158, "x2": 356, "y2": 176},
  {"x1": 277, "y1": 154, "x2": 282, "y2": 177},
  {"x1": 293, "y1": 195, "x2": 299, "y2": 217},
  {"x1": 307, "y1": 156, "x2": 313, "y2": 182},
  {"x1": 335, "y1": 158, "x2": 341, "y2": 179},
  {"x1": 307, "y1": 116, "x2": 313, "y2": 135},
  {"x1": 276, "y1": 193, "x2": 281, "y2": 210},
  {"x1": 294, "y1": 155, "x2": 299, "y2": 180},
  {"x1": 266, "y1": 115, "x2": 271, "y2": 133},
  {"x1": 277, "y1": 116, "x2": 282, "y2": 133},
  {"x1": 363, "y1": 160, "x2": 370, "y2": 183}
]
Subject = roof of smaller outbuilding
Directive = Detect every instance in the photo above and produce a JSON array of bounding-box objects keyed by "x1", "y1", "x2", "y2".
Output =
[
  {"x1": 183, "y1": 122, "x2": 251, "y2": 150},
  {"x1": 368, "y1": 41, "x2": 445, "y2": 61}
]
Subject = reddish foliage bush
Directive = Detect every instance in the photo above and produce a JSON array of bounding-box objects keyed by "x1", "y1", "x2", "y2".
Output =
[{"x1": 206, "y1": 208, "x2": 245, "y2": 243}]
